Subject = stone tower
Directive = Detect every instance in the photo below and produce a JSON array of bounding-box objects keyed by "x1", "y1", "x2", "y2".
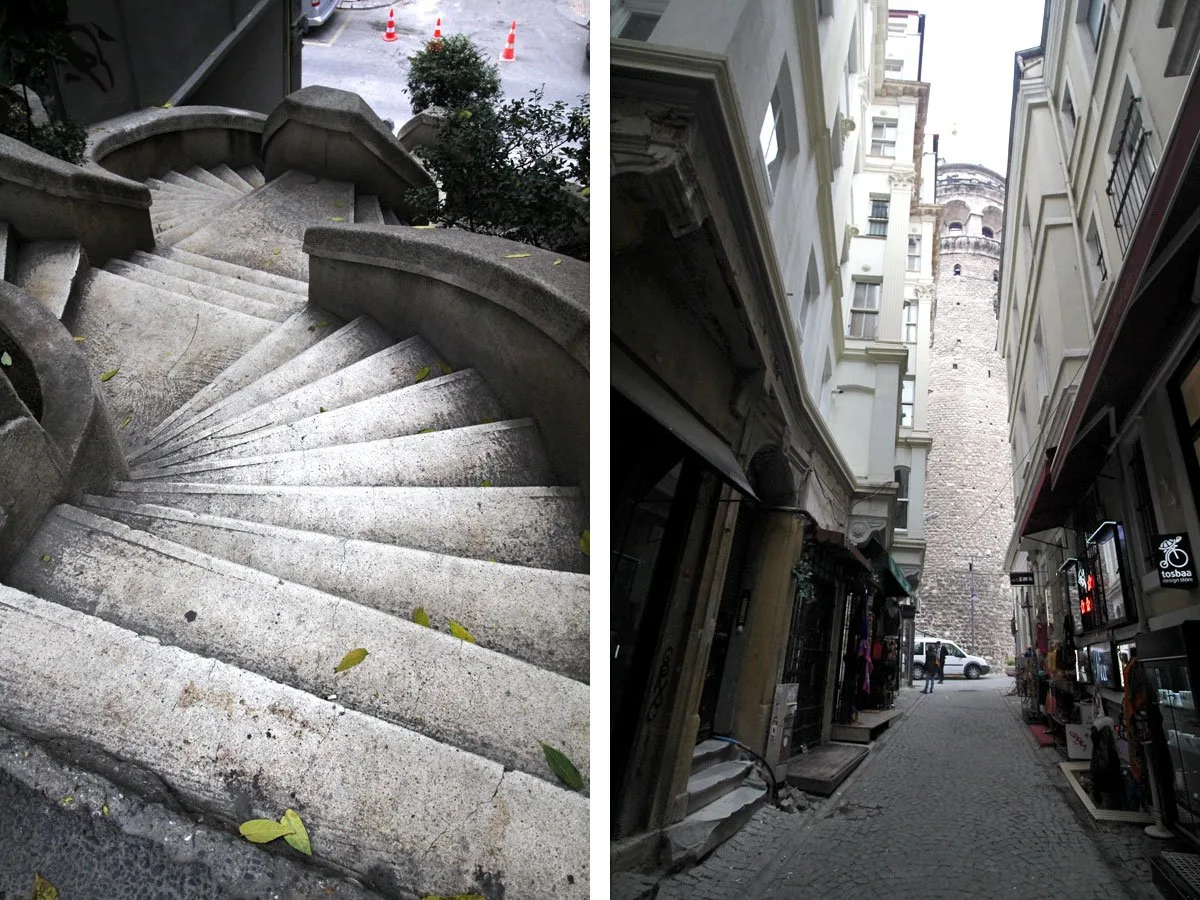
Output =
[{"x1": 919, "y1": 164, "x2": 1016, "y2": 665}]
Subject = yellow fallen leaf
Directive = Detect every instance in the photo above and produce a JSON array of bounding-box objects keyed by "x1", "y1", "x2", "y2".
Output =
[
  {"x1": 552, "y1": 258, "x2": 563, "y2": 266},
  {"x1": 413, "y1": 607, "x2": 431, "y2": 627},
  {"x1": 448, "y1": 621, "x2": 476, "y2": 644},
  {"x1": 334, "y1": 647, "x2": 369, "y2": 673},
  {"x1": 280, "y1": 808, "x2": 312, "y2": 856},
  {"x1": 99, "y1": 368, "x2": 119, "y2": 382},
  {"x1": 62, "y1": 795, "x2": 73, "y2": 805},
  {"x1": 437, "y1": 361, "x2": 453, "y2": 375},
  {"x1": 330, "y1": 216, "x2": 346, "y2": 222},
  {"x1": 273, "y1": 248, "x2": 281, "y2": 256},
  {"x1": 102, "y1": 804, "x2": 109, "y2": 815},
  {"x1": 481, "y1": 479, "x2": 492, "y2": 487},
  {"x1": 415, "y1": 366, "x2": 431, "y2": 383},
  {"x1": 412, "y1": 224, "x2": 438, "y2": 229},
  {"x1": 119, "y1": 417, "x2": 131, "y2": 429},
  {"x1": 41, "y1": 554, "x2": 51, "y2": 562},
  {"x1": 418, "y1": 428, "x2": 435, "y2": 433},
  {"x1": 504, "y1": 253, "x2": 531, "y2": 258},
  {"x1": 239, "y1": 818, "x2": 294, "y2": 843},
  {"x1": 580, "y1": 530, "x2": 590, "y2": 556},
  {"x1": 422, "y1": 895, "x2": 485, "y2": 900},
  {"x1": 162, "y1": 101, "x2": 173, "y2": 109},
  {"x1": 32, "y1": 873, "x2": 58, "y2": 900},
  {"x1": 73, "y1": 335, "x2": 86, "y2": 342}
]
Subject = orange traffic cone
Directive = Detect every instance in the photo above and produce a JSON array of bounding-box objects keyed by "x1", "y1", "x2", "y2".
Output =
[
  {"x1": 434, "y1": 17, "x2": 442, "y2": 38},
  {"x1": 383, "y1": 8, "x2": 397, "y2": 42},
  {"x1": 500, "y1": 20, "x2": 516, "y2": 61}
]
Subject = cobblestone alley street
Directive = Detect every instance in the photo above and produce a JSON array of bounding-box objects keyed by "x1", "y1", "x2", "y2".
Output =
[{"x1": 651, "y1": 679, "x2": 1182, "y2": 900}]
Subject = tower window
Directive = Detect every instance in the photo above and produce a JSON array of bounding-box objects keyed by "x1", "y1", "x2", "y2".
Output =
[
  {"x1": 993, "y1": 269, "x2": 1000, "y2": 282},
  {"x1": 982, "y1": 226, "x2": 994, "y2": 238},
  {"x1": 948, "y1": 222, "x2": 963, "y2": 233},
  {"x1": 953, "y1": 264, "x2": 962, "y2": 276}
]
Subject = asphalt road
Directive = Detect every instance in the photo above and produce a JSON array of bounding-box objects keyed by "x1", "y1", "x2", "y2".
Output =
[{"x1": 302, "y1": 0, "x2": 591, "y2": 131}]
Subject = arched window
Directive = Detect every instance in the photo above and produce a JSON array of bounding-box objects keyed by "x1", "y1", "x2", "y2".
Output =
[
  {"x1": 953, "y1": 264, "x2": 962, "y2": 276},
  {"x1": 992, "y1": 269, "x2": 999, "y2": 282},
  {"x1": 982, "y1": 226, "x2": 994, "y2": 238},
  {"x1": 949, "y1": 222, "x2": 963, "y2": 233}
]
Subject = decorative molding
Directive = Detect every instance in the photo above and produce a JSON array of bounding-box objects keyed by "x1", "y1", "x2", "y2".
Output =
[
  {"x1": 611, "y1": 104, "x2": 709, "y2": 238},
  {"x1": 848, "y1": 515, "x2": 887, "y2": 544},
  {"x1": 914, "y1": 284, "x2": 935, "y2": 303},
  {"x1": 889, "y1": 169, "x2": 916, "y2": 192}
]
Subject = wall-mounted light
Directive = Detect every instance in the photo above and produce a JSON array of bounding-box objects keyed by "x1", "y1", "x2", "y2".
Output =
[
  {"x1": 1087, "y1": 521, "x2": 1117, "y2": 544},
  {"x1": 1057, "y1": 557, "x2": 1078, "y2": 574}
]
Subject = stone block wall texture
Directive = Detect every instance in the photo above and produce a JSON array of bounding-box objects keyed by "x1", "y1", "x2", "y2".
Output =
[{"x1": 919, "y1": 170, "x2": 1017, "y2": 665}]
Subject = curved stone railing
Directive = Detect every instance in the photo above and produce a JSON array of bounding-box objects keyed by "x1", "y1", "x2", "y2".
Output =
[
  {"x1": 304, "y1": 224, "x2": 589, "y2": 500},
  {"x1": 939, "y1": 234, "x2": 1002, "y2": 259},
  {"x1": 86, "y1": 105, "x2": 266, "y2": 181},
  {"x1": 0, "y1": 281, "x2": 127, "y2": 573},
  {"x1": 264, "y1": 86, "x2": 435, "y2": 222},
  {"x1": 0, "y1": 133, "x2": 151, "y2": 266}
]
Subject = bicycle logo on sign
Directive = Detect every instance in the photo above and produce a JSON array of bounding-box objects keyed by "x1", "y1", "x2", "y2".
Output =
[{"x1": 1160, "y1": 536, "x2": 1190, "y2": 570}]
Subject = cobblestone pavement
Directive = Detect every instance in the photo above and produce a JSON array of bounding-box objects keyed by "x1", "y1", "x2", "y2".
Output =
[{"x1": 653, "y1": 679, "x2": 1181, "y2": 900}]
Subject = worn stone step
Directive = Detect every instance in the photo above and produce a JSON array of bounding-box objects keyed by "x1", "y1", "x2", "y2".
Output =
[
  {"x1": 80, "y1": 497, "x2": 589, "y2": 682},
  {"x1": 149, "y1": 198, "x2": 231, "y2": 229},
  {"x1": 175, "y1": 169, "x2": 356, "y2": 281},
  {"x1": 685, "y1": 759, "x2": 754, "y2": 816},
  {"x1": 381, "y1": 206, "x2": 401, "y2": 226},
  {"x1": 8, "y1": 505, "x2": 589, "y2": 782},
  {"x1": 135, "y1": 316, "x2": 397, "y2": 465},
  {"x1": 0, "y1": 586, "x2": 588, "y2": 899},
  {"x1": 14, "y1": 239, "x2": 86, "y2": 319},
  {"x1": 159, "y1": 169, "x2": 233, "y2": 199},
  {"x1": 235, "y1": 164, "x2": 266, "y2": 188},
  {"x1": 104, "y1": 259, "x2": 296, "y2": 323},
  {"x1": 664, "y1": 784, "x2": 769, "y2": 867},
  {"x1": 155, "y1": 212, "x2": 217, "y2": 246},
  {"x1": 131, "y1": 307, "x2": 343, "y2": 458},
  {"x1": 145, "y1": 176, "x2": 216, "y2": 200},
  {"x1": 153, "y1": 245, "x2": 308, "y2": 296},
  {"x1": 184, "y1": 165, "x2": 245, "y2": 198},
  {"x1": 147, "y1": 337, "x2": 446, "y2": 457},
  {"x1": 142, "y1": 369, "x2": 504, "y2": 470},
  {"x1": 128, "y1": 250, "x2": 305, "y2": 310},
  {"x1": 64, "y1": 268, "x2": 274, "y2": 447},
  {"x1": 131, "y1": 419, "x2": 554, "y2": 487},
  {"x1": 209, "y1": 162, "x2": 255, "y2": 193},
  {"x1": 693, "y1": 738, "x2": 738, "y2": 774},
  {"x1": 354, "y1": 193, "x2": 383, "y2": 224},
  {"x1": 106, "y1": 483, "x2": 587, "y2": 572}
]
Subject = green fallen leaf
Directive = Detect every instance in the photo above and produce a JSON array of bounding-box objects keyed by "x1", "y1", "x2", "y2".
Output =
[
  {"x1": 422, "y1": 895, "x2": 485, "y2": 900},
  {"x1": 99, "y1": 368, "x2": 119, "y2": 382},
  {"x1": 102, "y1": 804, "x2": 109, "y2": 816},
  {"x1": 239, "y1": 818, "x2": 294, "y2": 843},
  {"x1": 580, "y1": 530, "x2": 590, "y2": 556},
  {"x1": 41, "y1": 554, "x2": 50, "y2": 562},
  {"x1": 413, "y1": 607, "x2": 431, "y2": 627},
  {"x1": 418, "y1": 428, "x2": 435, "y2": 434},
  {"x1": 540, "y1": 742, "x2": 585, "y2": 791},
  {"x1": 0, "y1": 351, "x2": 11, "y2": 366},
  {"x1": 61, "y1": 795, "x2": 73, "y2": 805},
  {"x1": 481, "y1": 479, "x2": 492, "y2": 487},
  {"x1": 316, "y1": 320, "x2": 329, "y2": 328},
  {"x1": 414, "y1": 366, "x2": 431, "y2": 383},
  {"x1": 552, "y1": 258, "x2": 563, "y2": 266},
  {"x1": 119, "y1": 417, "x2": 131, "y2": 429},
  {"x1": 487, "y1": 557, "x2": 498, "y2": 563},
  {"x1": 73, "y1": 336, "x2": 86, "y2": 342},
  {"x1": 273, "y1": 248, "x2": 281, "y2": 256},
  {"x1": 162, "y1": 101, "x2": 173, "y2": 109},
  {"x1": 334, "y1": 647, "x2": 369, "y2": 673},
  {"x1": 437, "y1": 361, "x2": 453, "y2": 375},
  {"x1": 319, "y1": 407, "x2": 327, "y2": 413},
  {"x1": 480, "y1": 417, "x2": 495, "y2": 424},
  {"x1": 580, "y1": 186, "x2": 591, "y2": 197},
  {"x1": 412, "y1": 224, "x2": 438, "y2": 229},
  {"x1": 32, "y1": 873, "x2": 59, "y2": 900},
  {"x1": 448, "y1": 621, "x2": 476, "y2": 643},
  {"x1": 504, "y1": 253, "x2": 531, "y2": 259},
  {"x1": 330, "y1": 216, "x2": 346, "y2": 222},
  {"x1": 280, "y1": 808, "x2": 312, "y2": 856}
]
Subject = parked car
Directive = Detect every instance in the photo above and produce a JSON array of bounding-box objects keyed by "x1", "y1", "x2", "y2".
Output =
[
  {"x1": 304, "y1": 0, "x2": 338, "y2": 32},
  {"x1": 912, "y1": 635, "x2": 991, "y2": 680}
]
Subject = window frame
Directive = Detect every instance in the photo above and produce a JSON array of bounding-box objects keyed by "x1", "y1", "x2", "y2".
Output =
[
  {"x1": 759, "y1": 87, "x2": 785, "y2": 194},
  {"x1": 868, "y1": 196, "x2": 890, "y2": 236},
  {"x1": 849, "y1": 280, "x2": 881, "y2": 340},
  {"x1": 900, "y1": 377, "x2": 915, "y2": 428},
  {"x1": 906, "y1": 235, "x2": 921, "y2": 271},
  {"x1": 870, "y1": 118, "x2": 898, "y2": 158},
  {"x1": 903, "y1": 300, "x2": 919, "y2": 343},
  {"x1": 895, "y1": 466, "x2": 911, "y2": 530}
]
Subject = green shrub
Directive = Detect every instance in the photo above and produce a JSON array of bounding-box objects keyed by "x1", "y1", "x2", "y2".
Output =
[
  {"x1": 408, "y1": 90, "x2": 589, "y2": 259},
  {"x1": 406, "y1": 34, "x2": 501, "y2": 114},
  {"x1": 0, "y1": 102, "x2": 86, "y2": 164}
]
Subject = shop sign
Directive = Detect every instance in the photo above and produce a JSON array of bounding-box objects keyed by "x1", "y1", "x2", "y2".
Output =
[
  {"x1": 1072, "y1": 562, "x2": 1101, "y2": 633},
  {"x1": 1155, "y1": 533, "x2": 1198, "y2": 589},
  {"x1": 1009, "y1": 572, "x2": 1035, "y2": 585}
]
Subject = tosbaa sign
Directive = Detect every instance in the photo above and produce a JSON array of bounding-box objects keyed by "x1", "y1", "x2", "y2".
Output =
[
  {"x1": 1009, "y1": 572, "x2": 1035, "y2": 585},
  {"x1": 1156, "y1": 533, "x2": 1198, "y2": 590}
]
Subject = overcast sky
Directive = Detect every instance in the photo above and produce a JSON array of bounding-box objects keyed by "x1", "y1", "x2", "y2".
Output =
[{"x1": 914, "y1": 0, "x2": 1047, "y2": 174}]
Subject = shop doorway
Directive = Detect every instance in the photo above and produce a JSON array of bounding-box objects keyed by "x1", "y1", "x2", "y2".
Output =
[{"x1": 782, "y1": 544, "x2": 839, "y2": 751}]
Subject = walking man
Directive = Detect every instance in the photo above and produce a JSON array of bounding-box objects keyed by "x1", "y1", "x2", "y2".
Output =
[
  {"x1": 923, "y1": 642, "x2": 940, "y2": 693},
  {"x1": 938, "y1": 641, "x2": 949, "y2": 684}
]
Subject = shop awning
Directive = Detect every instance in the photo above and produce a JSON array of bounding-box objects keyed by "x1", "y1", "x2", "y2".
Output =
[
  {"x1": 858, "y1": 534, "x2": 913, "y2": 597},
  {"x1": 810, "y1": 526, "x2": 875, "y2": 577},
  {"x1": 612, "y1": 344, "x2": 758, "y2": 500}
]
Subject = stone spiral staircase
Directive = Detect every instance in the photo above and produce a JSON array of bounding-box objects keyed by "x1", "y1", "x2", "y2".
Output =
[{"x1": 0, "y1": 111, "x2": 588, "y2": 899}]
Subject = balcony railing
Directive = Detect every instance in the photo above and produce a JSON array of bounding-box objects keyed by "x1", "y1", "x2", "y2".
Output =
[{"x1": 1106, "y1": 97, "x2": 1156, "y2": 252}]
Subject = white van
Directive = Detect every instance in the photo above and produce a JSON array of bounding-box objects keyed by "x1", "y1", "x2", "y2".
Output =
[{"x1": 912, "y1": 635, "x2": 991, "y2": 680}]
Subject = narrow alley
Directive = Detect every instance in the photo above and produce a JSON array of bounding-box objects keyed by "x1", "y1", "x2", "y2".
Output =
[{"x1": 649, "y1": 680, "x2": 1175, "y2": 900}]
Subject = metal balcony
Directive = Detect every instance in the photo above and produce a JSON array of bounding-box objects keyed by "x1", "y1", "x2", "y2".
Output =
[{"x1": 1106, "y1": 97, "x2": 1156, "y2": 252}]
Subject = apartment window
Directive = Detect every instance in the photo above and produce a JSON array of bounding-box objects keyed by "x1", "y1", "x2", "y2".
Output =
[
  {"x1": 907, "y1": 235, "x2": 921, "y2": 271},
  {"x1": 1108, "y1": 87, "x2": 1156, "y2": 251},
  {"x1": 1081, "y1": 0, "x2": 1105, "y2": 50},
  {"x1": 759, "y1": 87, "x2": 785, "y2": 192},
  {"x1": 1085, "y1": 216, "x2": 1108, "y2": 294},
  {"x1": 900, "y1": 378, "x2": 915, "y2": 427},
  {"x1": 884, "y1": 58, "x2": 904, "y2": 73},
  {"x1": 948, "y1": 222, "x2": 963, "y2": 233},
  {"x1": 1128, "y1": 440, "x2": 1159, "y2": 568},
  {"x1": 895, "y1": 466, "x2": 911, "y2": 530},
  {"x1": 868, "y1": 196, "x2": 890, "y2": 236},
  {"x1": 903, "y1": 300, "x2": 919, "y2": 343},
  {"x1": 612, "y1": 1, "x2": 667, "y2": 40},
  {"x1": 871, "y1": 118, "x2": 898, "y2": 157},
  {"x1": 1061, "y1": 85, "x2": 1078, "y2": 143},
  {"x1": 849, "y1": 281, "x2": 881, "y2": 339}
]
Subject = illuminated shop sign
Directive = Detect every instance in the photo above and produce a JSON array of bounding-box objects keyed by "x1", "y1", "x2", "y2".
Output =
[
  {"x1": 1086, "y1": 521, "x2": 1133, "y2": 630},
  {"x1": 1155, "y1": 532, "x2": 1198, "y2": 589}
]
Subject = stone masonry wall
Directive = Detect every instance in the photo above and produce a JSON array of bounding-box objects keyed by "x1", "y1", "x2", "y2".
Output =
[{"x1": 920, "y1": 182, "x2": 1017, "y2": 666}]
